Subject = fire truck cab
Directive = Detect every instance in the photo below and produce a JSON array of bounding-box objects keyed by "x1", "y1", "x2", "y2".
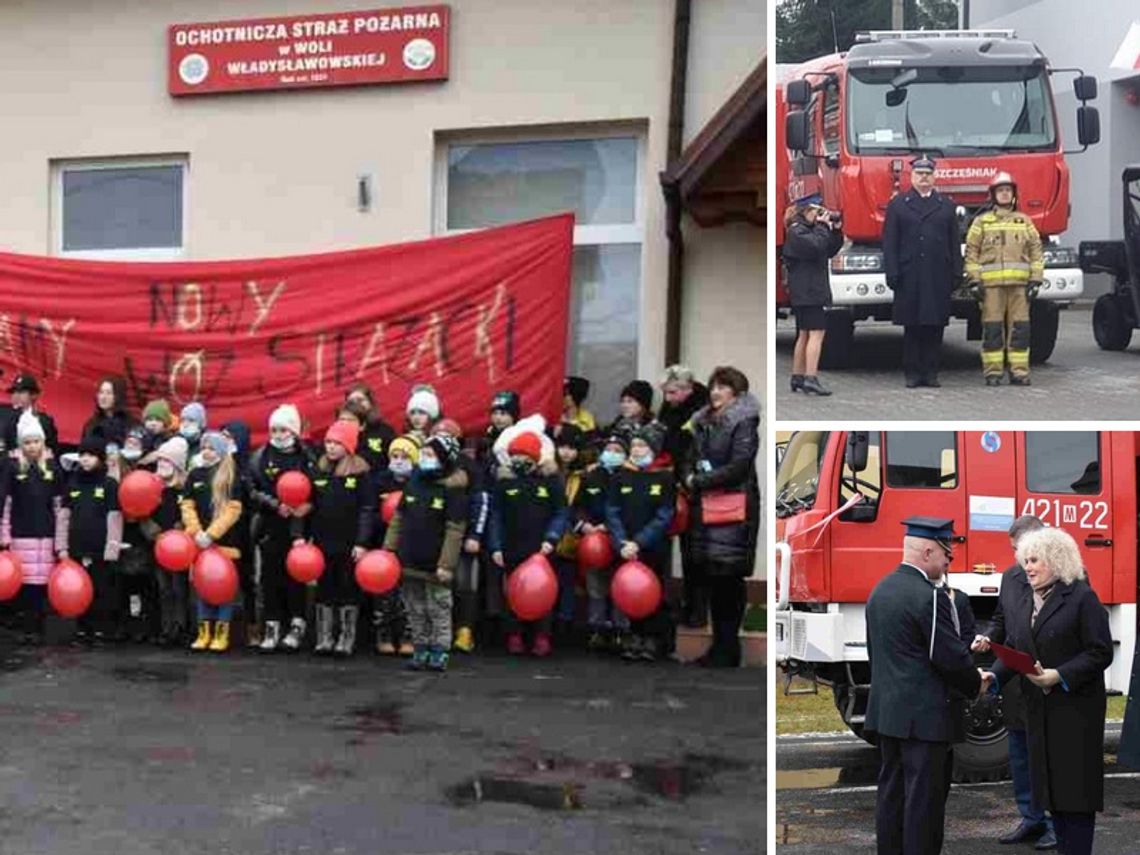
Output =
[
  {"x1": 778, "y1": 30, "x2": 1100, "y2": 368},
  {"x1": 774, "y1": 430, "x2": 1137, "y2": 779}
]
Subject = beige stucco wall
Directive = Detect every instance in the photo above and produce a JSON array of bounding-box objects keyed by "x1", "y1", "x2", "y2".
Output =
[{"x1": 0, "y1": 0, "x2": 764, "y2": 484}]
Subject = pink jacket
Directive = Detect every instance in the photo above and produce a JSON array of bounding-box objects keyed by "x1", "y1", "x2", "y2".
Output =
[{"x1": 1, "y1": 496, "x2": 67, "y2": 585}]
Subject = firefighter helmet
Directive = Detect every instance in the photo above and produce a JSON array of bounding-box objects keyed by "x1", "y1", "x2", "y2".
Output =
[{"x1": 989, "y1": 171, "x2": 1017, "y2": 193}]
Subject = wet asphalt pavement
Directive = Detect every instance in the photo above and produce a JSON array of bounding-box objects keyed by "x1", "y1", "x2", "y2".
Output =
[
  {"x1": 0, "y1": 640, "x2": 764, "y2": 855},
  {"x1": 775, "y1": 305, "x2": 1140, "y2": 420},
  {"x1": 776, "y1": 727, "x2": 1140, "y2": 853}
]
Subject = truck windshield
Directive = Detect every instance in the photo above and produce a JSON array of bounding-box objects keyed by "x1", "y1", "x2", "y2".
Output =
[
  {"x1": 847, "y1": 65, "x2": 1056, "y2": 154},
  {"x1": 776, "y1": 431, "x2": 830, "y2": 517}
]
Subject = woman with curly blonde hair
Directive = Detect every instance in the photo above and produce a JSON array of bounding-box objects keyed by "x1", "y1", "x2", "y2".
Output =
[{"x1": 986, "y1": 526, "x2": 1112, "y2": 855}]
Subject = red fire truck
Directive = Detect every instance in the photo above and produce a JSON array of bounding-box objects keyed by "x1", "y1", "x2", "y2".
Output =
[
  {"x1": 775, "y1": 30, "x2": 1101, "y2": 368},
  {"x1": 774, "y1": 430, "x2": 1137, "y2": 779}
]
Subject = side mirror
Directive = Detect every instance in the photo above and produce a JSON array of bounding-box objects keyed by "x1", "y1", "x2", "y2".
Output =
[
  {"x1": 786, "y1": 79, "x2": 811, "y2": 106},
  {"x1": 1074, "y1": 74, "x2": 1098, "y2": 101},
  {"x1": 846, "y1": 431, "x2": 869, "y2": 473},
  {"x1": 775, "y1": 441, "x2": 788, "y2": 469},
  {"x1": 1077, "y1": 106, "x2": 1101, "y2": 147},
  {"x1": 786, "y1": 110, "x2": 809, "y2": 153}
]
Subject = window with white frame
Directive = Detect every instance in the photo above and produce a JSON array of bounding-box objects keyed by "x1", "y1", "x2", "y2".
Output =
[
  {"x1": 438, "y1": 132, "x2": 642, "y2": 424},
  {"x1": 53, "y1": 157, "x2": 187, "y2": 259}
]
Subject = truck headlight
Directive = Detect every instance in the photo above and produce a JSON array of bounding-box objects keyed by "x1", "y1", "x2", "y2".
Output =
[
  {"x1": 1043, "y1": 246, "x2": 1077, "y2": 268},
  {"x1": 832, "y1": 251, "x2": 884, "y2": 273}
]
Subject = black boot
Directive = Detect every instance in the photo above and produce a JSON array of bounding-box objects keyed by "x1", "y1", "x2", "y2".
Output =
[
  {"x1": 801, "y1": 375, "x2": 832, "y2": 396},
  {"x1": 790, "y1": 374, "x2": 804, "y2": 392}
]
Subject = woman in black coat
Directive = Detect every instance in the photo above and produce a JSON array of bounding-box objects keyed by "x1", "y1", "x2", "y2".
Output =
[
  {"x1": 986, "y1": 527, "x2": 1113, "y2": 855},
  {"x1": 782, "y1": 197, "x2": 843, "y2": 396},
  {"x1": 684, "y1": 366, "x2": 759, "y2": 668},
  {"x1": 81, "y1": 376, "x2": 136, "y2": 450}
]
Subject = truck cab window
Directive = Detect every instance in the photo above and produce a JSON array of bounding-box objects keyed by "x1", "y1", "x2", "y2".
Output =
[
  {"x1": 884, "y1": 431, "x2": 958, "y2": 489},
  {"x1": 775, "y1": 431, "x2": 830, "y2": 516},
  {"x1": 1026, "y1": 432, "x2": 1100, "y2": 494}
]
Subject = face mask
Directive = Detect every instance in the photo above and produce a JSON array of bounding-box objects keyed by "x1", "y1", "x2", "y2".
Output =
[
  {"x1": 389, "y1": 459, "x2": 413, "y2": 477},
  {"x1": 600, "y1": 451, "x2": 625, "y2": 471},
  {"x1": 631, "y1": 452, "x2": 654, "y2": 470},
  {"x1": 122, "y1": 447, "x2": 142, "y2": 462},
  {"x1": 180, "y1": 424, "x2": 201, "y2": 440},
  {"x1": 270, "y1": 436, "x2": 294, "y2": 451},
  {"x1": 419, "y1": 458, "x2": 441, "y2": 473}
]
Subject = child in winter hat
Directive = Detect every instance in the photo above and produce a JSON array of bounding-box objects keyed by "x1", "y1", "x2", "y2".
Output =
[
  {"x1": 179, "y1": 402, "x2": 207, "y2": 439},
  {"x1": 405, "y1": 384, "x2": 440, "y2": 441},
  {"x1": 269, "y1": 404, "x2": 302, "y2": 442}
]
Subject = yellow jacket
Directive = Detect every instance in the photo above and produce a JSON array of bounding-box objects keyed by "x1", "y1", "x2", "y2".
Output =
[{"x1": 964, "y1": 207, "x2": 1044, "y2": 287}]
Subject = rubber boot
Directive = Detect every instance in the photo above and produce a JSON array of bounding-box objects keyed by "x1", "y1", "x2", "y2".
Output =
[
  {"x1": 334, "y1": 605, "x2": 358, "y2": 657},
  {"x1": 313, "y1": 605, "x2": 335, "y2": 655},
  {"x1": 427, "y1": 645, "x2": 450, "y2": 672},
  {"x1": 259, "y1": 620, "x2": 281, "y2": 652},
  {"x1": 790, "y1": 374, "x2": 804, "y2": 392},
  {"x1": 281, "y1": 618, "x2": 306, "y2": 652},
  {"x1": 453, "y1": 626, "x2": 475, "y2": 653},
  {"x1": 208, "y1": 621, "x2": 230, "y2": 653},
  {"x1": 245, "y1": 621, "x2": 263, "y2": 649},
  {"x1": 801, "y1": 375, "x2": 832, "y2": 396},
  {"x1": 190, "y1": 620, "x2": 212, "y2": 651},
  {"x1": 406, "y1": 644, "x2": 429, "y2": 671}
]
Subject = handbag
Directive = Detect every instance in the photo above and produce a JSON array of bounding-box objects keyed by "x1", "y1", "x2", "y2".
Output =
[{"x1": 699, "y1": 490, "x2": 747, "y2": 526}]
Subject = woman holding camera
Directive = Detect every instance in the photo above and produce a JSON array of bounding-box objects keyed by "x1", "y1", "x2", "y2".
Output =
[{"x1": 782, "y1": 194, "x2": 844, "y2": 396}]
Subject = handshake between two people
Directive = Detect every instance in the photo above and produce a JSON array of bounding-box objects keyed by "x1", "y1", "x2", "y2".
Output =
[{"x1": 971, "y1": 634, "x2": 1063, "y2": 692}]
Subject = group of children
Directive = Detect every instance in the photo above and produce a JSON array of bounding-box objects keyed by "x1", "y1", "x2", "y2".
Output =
[{"x1": 0, "y1": 372, "x2": 688, "y2": 672}]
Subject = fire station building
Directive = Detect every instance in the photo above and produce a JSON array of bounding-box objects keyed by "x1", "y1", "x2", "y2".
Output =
[{"x1": 0, "y1": 0, "x2": 764, "y2": 435}]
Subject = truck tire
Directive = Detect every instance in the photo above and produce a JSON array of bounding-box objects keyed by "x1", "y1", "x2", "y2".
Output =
[
  {"x1": 819, "y1": 310, "x2": 854, "y2": 369},
  {"x1": 1092, "y1": 293, "x2": 1132, "y2": 351},
  {"x1": 951, "y1": 692, "x2": 1009, "y2": 783},
  {"x1": 1029, "y1": 300, "x2": 1060, "y2": 364}
]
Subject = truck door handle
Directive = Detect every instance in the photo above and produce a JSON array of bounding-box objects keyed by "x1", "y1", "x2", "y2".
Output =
[
  {"x1": 952, "y1": 535, "x2": 967, "y2": 543},
  {"x1": 1084, "y1": 536, "x2": 1112, "y2": 547}
]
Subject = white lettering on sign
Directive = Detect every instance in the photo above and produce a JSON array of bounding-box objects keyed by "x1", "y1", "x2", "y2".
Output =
[
  {"x1": 934, "y1": 166, "x2": 998, "y2": 181},
  {"x1": 1020, "y1": 498, "x2": 1109, "y2": 530},
  {"x1": 225, "y1": 54, "x2": 386, "y2": 76},
  {"x1": 173, "y1": 11, "x2": 441, "y2": 47}
]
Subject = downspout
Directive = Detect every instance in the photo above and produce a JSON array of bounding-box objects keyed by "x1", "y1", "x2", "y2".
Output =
[{"x1": 662, "y1": 0, "x2": 691, "y2": 366}]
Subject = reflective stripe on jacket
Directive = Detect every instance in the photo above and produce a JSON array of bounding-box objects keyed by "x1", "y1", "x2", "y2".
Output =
[{"x1": 964, "y1": 208, "x2": 1044, "y2": 286}]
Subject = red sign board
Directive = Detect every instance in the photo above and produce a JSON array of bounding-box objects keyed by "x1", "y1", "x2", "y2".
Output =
[{"x1": 168, "y1": 5, "x2": 450, "y2": 96}]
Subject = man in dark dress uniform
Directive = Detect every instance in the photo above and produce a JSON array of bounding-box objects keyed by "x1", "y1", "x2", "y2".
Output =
[
  {"x1": 865, "y1": 517, "x2": 983, "y2": 855},
  {"x1": 883, "y1": 156, "x2": 964, "y2": 389}
]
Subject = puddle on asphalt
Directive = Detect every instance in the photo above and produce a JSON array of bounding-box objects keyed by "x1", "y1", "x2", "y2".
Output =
[
  {"x1": 777, "y1": 762, "x2": 878, "y2": 790},
  {"x1": 110, "y1": 664, "x2": 191, "y2": 685},
  {"x1": 445, "y1": 777, "x2": 583, "y2": 811},
  {"x1": 331, "y1": 700, "x2": 406, "y2": 736},
  {"x1": 447, "y1": 752, "x2": 750, "y2": 811}
]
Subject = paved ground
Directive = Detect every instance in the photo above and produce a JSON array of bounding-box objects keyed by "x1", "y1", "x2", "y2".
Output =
[
  {"x1": 775, "y1": 305, "x2": 1140, "y2": 420},
  {"x1": 775, "y1": 728, "x2": 1139, "y2": 853},
  {"x1": 0, "y1": 639, "x2": 764, "y2": 855}
]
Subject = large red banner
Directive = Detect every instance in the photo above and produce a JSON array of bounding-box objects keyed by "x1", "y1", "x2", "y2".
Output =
[
  {"x1": 0, "y1": 215, "x2": 572, "y2": 444},
  {"x1": 168, "y1": 5, "x2": 450, "y2": 96}
]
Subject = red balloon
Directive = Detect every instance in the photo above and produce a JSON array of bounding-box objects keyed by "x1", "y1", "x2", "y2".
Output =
[
  {"x1": 612, "y1": 560, "x2": 663, "y2": 620},
  {"x1": 506, "y1": 554, "x2": 559, "y2": 622},
  {"x1": 48, "y1": 559, "x2": 93, "y2": 618},
  {"x1": 286, "y1": 543, "x2": 325, "y2": 584},
  {"x1": 275, "y1": 471, "x2": 312, "y2": 508},
  {"x1": 355, "y1": 549, "x2": 402, "y2": 594},
  {"x1": 380, "y1": 491, "x2": 403, "y2": 525},
  {"x1": 154, "y1": 530, "x2": 197, "y2": 573},
  {"x1": 668, "y1": 494, "x2": 691, "y2": 537},
  {"x1": 0, "y1": 552, "x2": 21, "y2": 601},
  {"x1": 119, "y1": 470, "x2": 164, "y2": 520},
  {"x1": 192, "y1": 548, "x2": 239, "y2": 606},
  {"x1": 577, "y1": 530, "x2": 614, "y2": 573}
]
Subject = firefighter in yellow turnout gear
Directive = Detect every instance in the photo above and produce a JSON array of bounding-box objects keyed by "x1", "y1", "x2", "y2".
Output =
[{"x1": 964, "y1": 173, "x2": 1044, "y2": 386}]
